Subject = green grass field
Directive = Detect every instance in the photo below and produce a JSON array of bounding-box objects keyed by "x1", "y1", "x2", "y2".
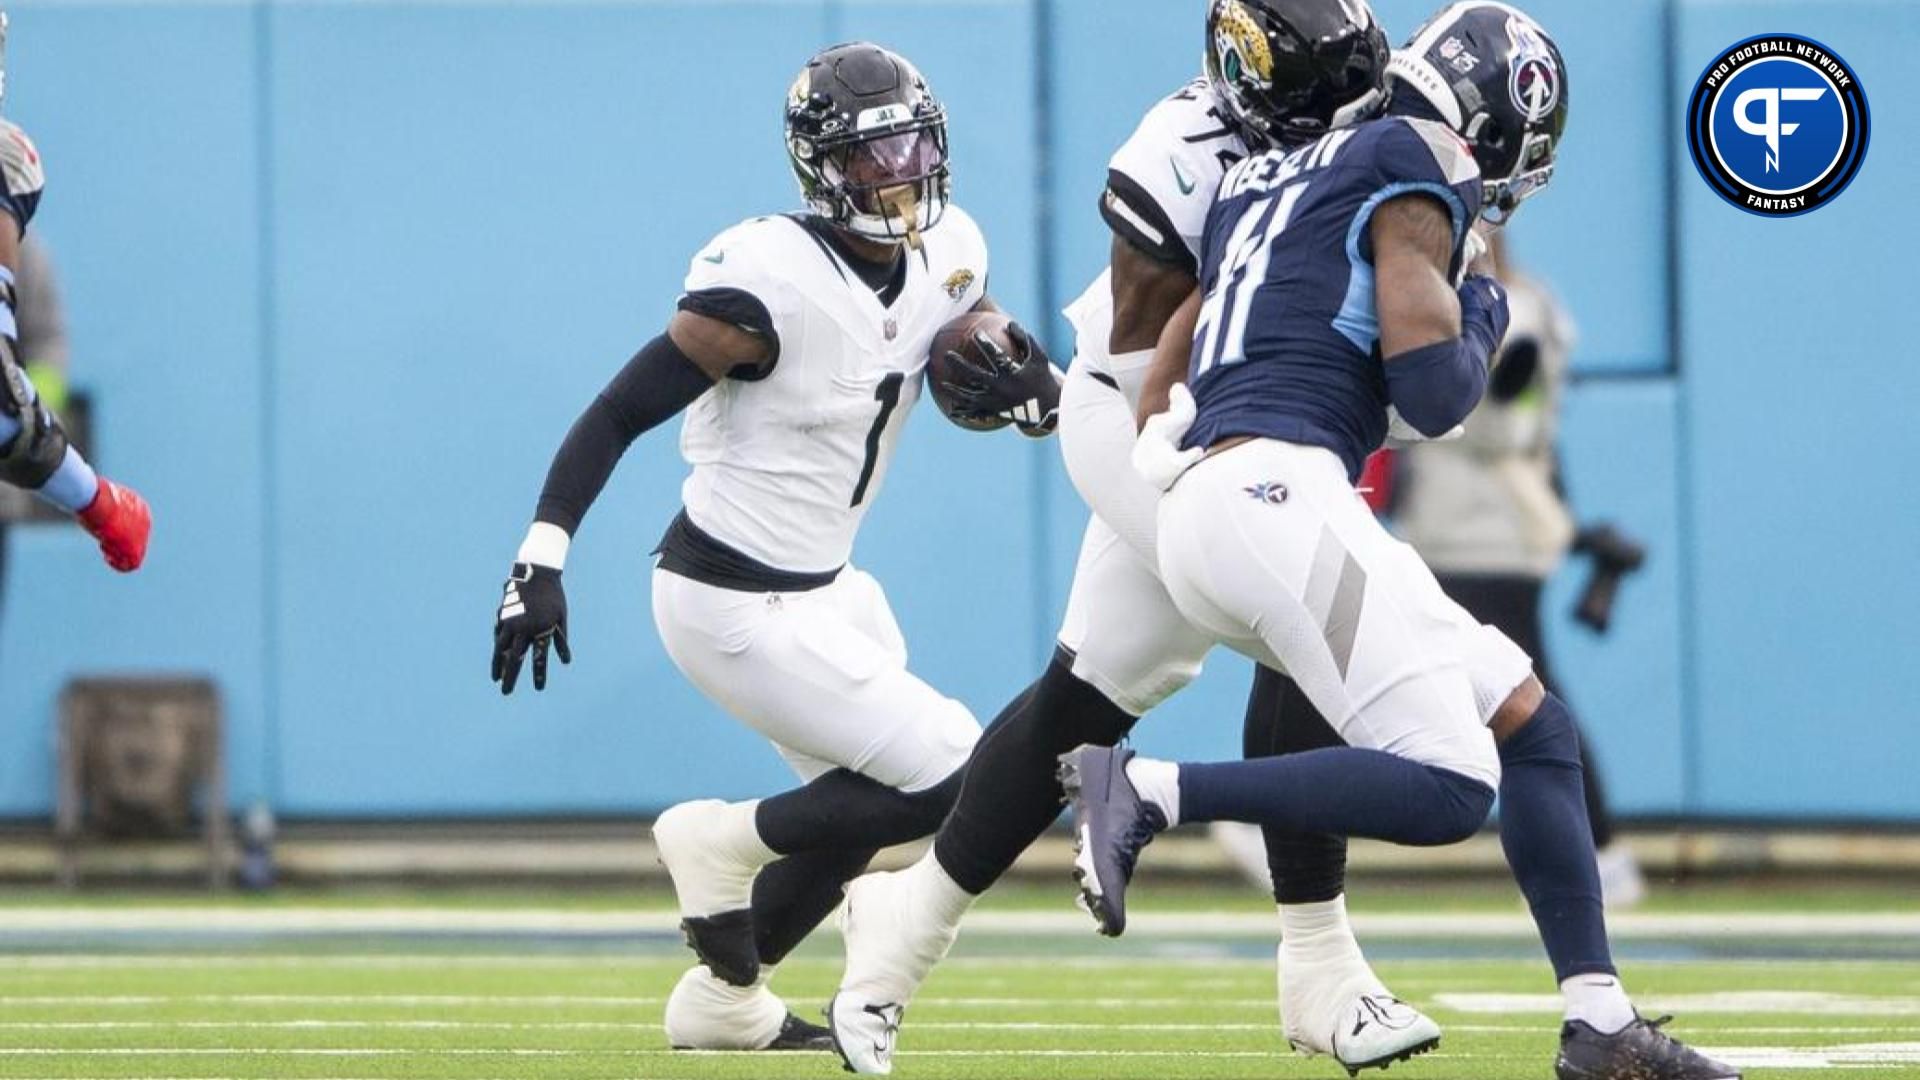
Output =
[{"x1": 2, "y1": 882, "x2": 1917, "y2": 1079}]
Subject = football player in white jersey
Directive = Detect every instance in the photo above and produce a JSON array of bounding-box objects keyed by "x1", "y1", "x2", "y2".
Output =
[
  {"x1": 490, "y1": 42, "x2": 1059, "y2": 1054},
  {"x1": 832, "y1": 4, "x2": 1734, "y2": 1080},
  {"x1": 0, "y1": 18, "x2": 150, "y2": 573},
  {"x1": 826, "y1": 4, "x2": 1442, "y2": 1075}
]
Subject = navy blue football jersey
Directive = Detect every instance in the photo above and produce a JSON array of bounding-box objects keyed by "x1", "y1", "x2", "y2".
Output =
[{"x1": 1182, "y1": 115, "x2": 1483, "y2": 480}]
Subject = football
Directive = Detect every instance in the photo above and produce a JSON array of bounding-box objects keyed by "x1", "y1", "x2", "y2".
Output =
[{"x1": 926, "y1": 311, "x2": 1021, "y2": 432}]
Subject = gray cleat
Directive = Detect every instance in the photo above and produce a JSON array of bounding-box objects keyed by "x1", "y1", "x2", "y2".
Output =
[
  {"x1": 1058, "y1": 745, "x2": 1167, "y2": 938},
  {"x1": 1556, "y1": 1014, "x2": 1742, "y2": 1080}
]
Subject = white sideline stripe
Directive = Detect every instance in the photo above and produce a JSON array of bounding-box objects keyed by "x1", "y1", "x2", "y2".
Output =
[
  {"x1": 1716, "y1": 1043, "x2": 1920, "y2": 1068},
  {"x1": 0, "y1": 1020, "x2": 1905, "y2": 1038},
  {"x1": 12, "y1": 991, "x2": 1920, "y2": 1015},
  {"x1": 3, "y1": 906, "x2": 1918, "y2": 939},
  {"x1": 1437, "y1": 991, "x2": 1920, "y2": 1017}
]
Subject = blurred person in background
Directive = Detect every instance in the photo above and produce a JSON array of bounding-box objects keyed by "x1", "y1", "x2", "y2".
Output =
[
  {"x1": 0, "y1": 108, "x2": 152, "y2": 586},
  {"x1": 1392, "y1": 232, "x2": 1645, "y2": 907},
  {"x1": 0, "y1": 233, "x2": 73, "y2": 590},
  {"x1": 1214, "y1": 231, "x2": 1646, "y2": 908}
]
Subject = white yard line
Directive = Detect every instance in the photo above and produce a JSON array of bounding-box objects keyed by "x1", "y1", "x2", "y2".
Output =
[
  {"x1": 1, "y1": 906, "x2": 1916, "y2": 939},
  {"x1": 1437, "y1": 991, "x2": 1920, "y2": 1017}
]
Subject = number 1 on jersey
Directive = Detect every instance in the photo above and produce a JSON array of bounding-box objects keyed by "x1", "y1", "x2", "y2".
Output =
[{"x1": 851, "y1": 372, "x2": 906, "y2": 508}]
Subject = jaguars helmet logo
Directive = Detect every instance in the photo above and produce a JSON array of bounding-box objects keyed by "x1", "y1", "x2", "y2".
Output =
[
  {"x1": 942, "y1": 268, "x2": 976, "y2": 301},
  {"x1": 1213, "y1": 1, "x2": 1276, "y2": 89}
]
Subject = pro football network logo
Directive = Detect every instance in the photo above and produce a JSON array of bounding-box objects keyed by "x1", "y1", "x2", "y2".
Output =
[{"x1": 1686, "y1": 34, "x2": 1869, "y2": 217}]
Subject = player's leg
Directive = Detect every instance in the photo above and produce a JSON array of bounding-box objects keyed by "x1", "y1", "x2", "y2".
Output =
[
  {"x1": 831, "y1": 517, "x2": 1209, "y2": 1075},
  {"x1": 1073, "y1": 441, "x2": 1500, "y2": 932},
  {"x1": 650, "y1": 568, "x2": 977, "y2": 987},
  {"x1": 1442, "y1": 571, "x2": 1639, "y2": 904},
  {"x1": 1233, "y1": 666, "x2": 1440, "y2": 1065}
]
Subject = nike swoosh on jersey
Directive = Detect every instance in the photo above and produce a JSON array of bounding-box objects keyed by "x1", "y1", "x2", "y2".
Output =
[
  {"x1": 702, "y1": 251, "x2": 726, "y2": 265},
  {"x1": 1170, "y1": 158, "x2": 1196, "y2": 195}
]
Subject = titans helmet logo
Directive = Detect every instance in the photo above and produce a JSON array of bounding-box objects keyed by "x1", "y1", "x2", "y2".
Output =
[{"x1": 1505, "y1": 15, "x2": 1560, "y2": 123}]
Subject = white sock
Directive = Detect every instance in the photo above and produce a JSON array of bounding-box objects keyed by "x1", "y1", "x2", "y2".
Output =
[
  {"x1": 1124, "y1": 756, "x2": 1182, "y2": 825},
  {"x1": 1561, "y1": 973, "x2": 1636, "y2": 1034},
  {"x1": 1279, "y1": 896, "x2": 1384, "y2": 993},
  {"x1": 719, "y1": 798, "x2": 779, "y2": 868},
  {"x1": 904, "y1": 851, "x2": 977, "y2": 925}
]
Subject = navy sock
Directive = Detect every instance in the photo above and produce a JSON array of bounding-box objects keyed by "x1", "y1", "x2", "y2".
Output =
[
  {"x1": 1498, "y1": 692, "x2": 1616, "y2": 980},
  {"x1": 1179, "y1": 748, "x2": 1493, "y2": 847}
]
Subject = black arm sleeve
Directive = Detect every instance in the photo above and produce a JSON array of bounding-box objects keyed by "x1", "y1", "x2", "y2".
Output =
[{"x1": 532, "y1": 333, "x2": 715, "y2": 534}]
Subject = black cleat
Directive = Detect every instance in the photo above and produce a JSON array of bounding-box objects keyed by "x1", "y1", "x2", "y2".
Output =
[
  {"x1": 1556, "y1": 1014, "x2": 1742, "y2": 1080},
  {"x1": 670, "y1": 1011, "x2": 836, "y2": 1052},
  {"x1": 766, "y1": 1011, "x2": 838, "y2": 1052},
  {"x1": 1058, "y1": 745, "x2": 1166, "y2": 938},
  {"x1": 679, "y1": 909, "x2": 760, "y2": 987}
]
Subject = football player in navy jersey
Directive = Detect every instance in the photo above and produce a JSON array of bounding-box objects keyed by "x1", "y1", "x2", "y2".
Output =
[
  {"x1": 828, "y1": 3, "x2": 1463, "y2": 1075},
  {"x1": 1074, "y1": 6, "x2": 1737, "y2": 1079}
]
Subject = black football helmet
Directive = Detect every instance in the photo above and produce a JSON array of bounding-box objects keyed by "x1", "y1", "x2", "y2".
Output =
[
  {"x1": 786, "y1": 42, "x2": 949, "y2": 249},
  {"x1": 1387, "y1": 2, "x2": 1568, "y2": 223},
  {"x1": 1204, "y1": 0, "x2": 1390, "y2": 150}
]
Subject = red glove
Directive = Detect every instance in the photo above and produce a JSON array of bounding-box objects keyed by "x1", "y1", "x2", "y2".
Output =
[{"x1": 77, "y1": 478, "x2": 151, "y2": 573}]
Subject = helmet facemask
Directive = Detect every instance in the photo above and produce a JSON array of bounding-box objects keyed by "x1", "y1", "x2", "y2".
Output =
[{"x1": 818, "y1": 124, "x2": 950, "y2": 250}]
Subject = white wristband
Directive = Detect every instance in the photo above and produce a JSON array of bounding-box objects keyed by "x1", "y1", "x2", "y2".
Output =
[{"x1": 516, "y1": 521, "x2": 572, "y2": 571}]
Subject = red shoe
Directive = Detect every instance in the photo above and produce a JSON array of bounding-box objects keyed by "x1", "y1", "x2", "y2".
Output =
[{"x1": 78, "y1": 477, "x2": 151, "y2": 573}]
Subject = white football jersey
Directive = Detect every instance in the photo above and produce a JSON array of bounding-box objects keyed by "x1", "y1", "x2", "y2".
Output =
[
  {"x1": 1066, "y1": 79, "x2": 1249, "y2": 404},
  {"x1": 676, "y1": 207, "x2": 990, "y2": 574}
]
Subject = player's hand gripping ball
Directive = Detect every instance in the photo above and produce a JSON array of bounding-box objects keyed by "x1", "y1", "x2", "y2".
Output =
[{"x1": 927, "y1": 312, "x2": 1061, "y2": 437}]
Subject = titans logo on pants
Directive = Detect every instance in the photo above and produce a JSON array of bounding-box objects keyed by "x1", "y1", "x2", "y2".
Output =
[{"x1": 1687, "y1": 34, "x2": 1869, "y2": 218}]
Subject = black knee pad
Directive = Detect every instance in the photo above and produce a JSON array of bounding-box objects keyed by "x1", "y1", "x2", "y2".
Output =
[{"x1": 1032, "y1": 648, "x2": 1135, "y2": 751}]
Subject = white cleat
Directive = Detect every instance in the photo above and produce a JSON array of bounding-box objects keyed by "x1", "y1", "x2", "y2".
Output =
[
  {"x1": 1323, "y1": 993, "x2": 1443, "y2": 1075},
  {"x1": 829, "y1": 869, "x2": 963, "y2": 1075},
  {"x1": 653, "y1": 800, "x2": 767, "y2": 986},
  {"x1": 1282, "y1": 945, "x2": 1441, "y2": 1075},
  {"x1": 827, "y1": 991, "x2": 904, "y2": 1075}
]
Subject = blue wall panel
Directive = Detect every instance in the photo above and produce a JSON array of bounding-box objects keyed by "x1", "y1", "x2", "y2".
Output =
[
  {"x1": 1543, "y1": 381, "x2": 1687, "y2": 816},
  {"x1": 0, "y1": 3, "x2": 269, "y2": 814},
  {"x1": 1676, "y1": 1, "x2": 1920, "y2": 819},
  {"x1": 265, "y1": 2, "x2": 833, "y2": 815}
]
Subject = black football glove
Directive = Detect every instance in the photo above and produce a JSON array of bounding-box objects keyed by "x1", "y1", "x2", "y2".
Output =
[
  {"x1": 491, "y1": 562, "x2": 571, "y2": 695},
  {"x1": 937, "y1": 322, "x2": 1061, "y2": 437}
]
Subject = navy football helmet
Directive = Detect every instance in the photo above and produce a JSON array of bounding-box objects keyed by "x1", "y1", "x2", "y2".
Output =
[
  {"x1": 785, "y1": 42, "x2": 949, "y2": 249},
  {"x1": 1204, "y1": 0, "x2": 1391, "y2": 151},
  {"x1": 1387, "y1": 2, "x2": 1569, "y2": 223}
]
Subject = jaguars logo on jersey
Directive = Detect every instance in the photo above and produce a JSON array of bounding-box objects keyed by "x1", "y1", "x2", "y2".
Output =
[{"x1": 941, "y1": 269, "x2": 976, "y2": 300}]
